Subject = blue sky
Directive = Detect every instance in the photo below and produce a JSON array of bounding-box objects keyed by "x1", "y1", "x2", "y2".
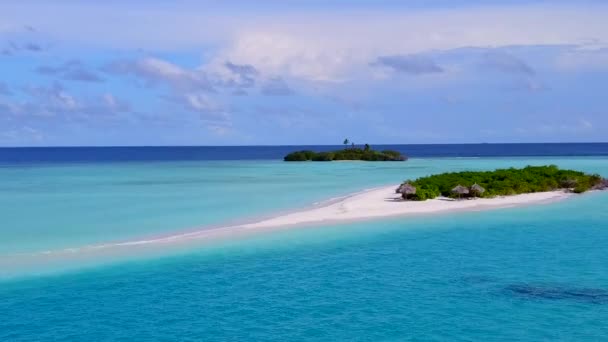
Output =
[{"x1": 1, "y1": 1, "x2": 607, "y2": 146}]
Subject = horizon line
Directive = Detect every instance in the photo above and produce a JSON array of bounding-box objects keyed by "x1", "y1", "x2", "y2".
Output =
[{"x1": 1, "y1": 142, "x2": 608, "y2": 149}]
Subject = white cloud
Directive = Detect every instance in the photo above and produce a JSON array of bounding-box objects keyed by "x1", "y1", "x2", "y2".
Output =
[
  {"x1": 2, "y1": 84, "x2": 131, "y2": 121},
  {"x1": 206, "y1": 6, "x2": 608, "y2": 81},
  {"x1": 184, "y1": 93, "x2": 216, "y2": 112},
  {"x1": 22, "y1": 84, "x2": 80, "y2": 114},
  {"x1": 260, "y1": 77, "x2": 293, "y2": 96},
  {"x1": 481, "y1": 50, "x2": 534, "y2": 75},
  {"x1": 102, "y1": 93, "x2": 131, "y2": 112},
  {"x1": 209, "y1": 31, "x2": 359, "y2": 82},
  {"x1": 105, "y1": 57, "x2": 213, "y2": 91},
  {"x1": 164, "y1": 92, "x2": 230, "y2": 123},
  {"x1": 204, "y1": 61, "x2": 258, "y2": 89},
  {"x1": 4, "y1": 3, "x2": 608, "y2": 81},
  {"x1": 139, "y1": 58, "x2": 186, "y2": 78}
]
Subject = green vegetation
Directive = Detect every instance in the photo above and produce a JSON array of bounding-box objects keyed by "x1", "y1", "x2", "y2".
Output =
[
  {"x1": 399, "y1": 165, "x2": 605, "y2": 201},
  {"x1": 284, "y1": 138, "x2": 407, "y2": 162},
  {"x1": 284, "y1": 146, "x2": 407, "y2": 162}
]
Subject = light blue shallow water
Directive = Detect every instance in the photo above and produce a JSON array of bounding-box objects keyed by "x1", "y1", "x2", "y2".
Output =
[
  {"x1": 1, "y1": 157, "x2": 608, "y2": 340},
  {"x1": 2, "y1": 157, "x2": 606, "y2": 255}
]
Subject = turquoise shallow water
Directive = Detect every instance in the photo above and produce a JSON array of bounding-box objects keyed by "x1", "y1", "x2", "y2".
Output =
[
  {"x1": 1, "y1": 157, "x2": 608, "y2": 340},
  {"x1": 2, "y1": 157, "x2": 606, "y2": 255}
]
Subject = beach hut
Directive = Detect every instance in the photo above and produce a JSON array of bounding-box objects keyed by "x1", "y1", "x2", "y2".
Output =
[
  {"x1": 397, "y1": 183, "x2": 416, "y2": 200},
  {"x1": 451, "y1": 185, "x2": 469, "y2": 199},
  {"x1": 470, "y1": 183, "x2": 485, "y2": 197}
]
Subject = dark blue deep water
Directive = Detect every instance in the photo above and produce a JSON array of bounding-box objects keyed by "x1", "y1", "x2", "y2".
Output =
[{"x1": 1, "y1": 143, "x2": 607, "y2": 163}]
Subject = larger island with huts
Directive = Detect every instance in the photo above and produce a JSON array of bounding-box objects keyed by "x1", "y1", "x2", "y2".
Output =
[{"x1": 396, "y1": 165, "x2": 608, "y2": 201}]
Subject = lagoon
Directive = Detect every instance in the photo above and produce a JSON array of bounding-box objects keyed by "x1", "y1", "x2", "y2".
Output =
[{"x1": 1, "y1": 145, "x2": 608, "y2": 340}]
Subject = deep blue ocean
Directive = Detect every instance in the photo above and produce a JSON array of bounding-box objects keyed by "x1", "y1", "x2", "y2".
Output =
[
  {"x1": 2, "y1": 143, "x2": 608, "y2": 163},
  {"x1": 1, "y1": 144, "x2": 608, "y2": 341}
]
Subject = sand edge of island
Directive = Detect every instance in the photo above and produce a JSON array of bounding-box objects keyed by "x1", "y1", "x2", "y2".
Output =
[{"x1": 238, "y1": 185, "x2": 571, "y2": 230}]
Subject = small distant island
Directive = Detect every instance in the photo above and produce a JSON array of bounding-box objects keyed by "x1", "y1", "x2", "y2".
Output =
[
  {"x1": 284, "y1": 139, "x2": 407, "y2": 162},
  {"x1": 397, "y1": 165, "x2": 608, "y2": 201}
]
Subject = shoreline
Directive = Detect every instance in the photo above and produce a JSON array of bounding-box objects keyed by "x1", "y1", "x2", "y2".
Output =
[
  {"x1": 6, "y1": 185, "x2": 573, "y2": 261},
  {"x1": 237, "y1": 185, "x2": 572, "y2": 229}
]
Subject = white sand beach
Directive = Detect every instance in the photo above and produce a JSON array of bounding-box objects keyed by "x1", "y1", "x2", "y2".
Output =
[
  {"x1": 240, "y1": 185, "x2": 571, "y2": 229},
  {"x1": 90, "y1": 185, "x2": 574, "y2": 248},
  {"x1": 9, "y1": 185, "x2": 573, "y2": 262}
]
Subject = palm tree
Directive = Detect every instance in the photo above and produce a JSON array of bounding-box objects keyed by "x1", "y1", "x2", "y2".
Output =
[{"x1": 343, "y1": 138, "x2": 349, "y2": 149}]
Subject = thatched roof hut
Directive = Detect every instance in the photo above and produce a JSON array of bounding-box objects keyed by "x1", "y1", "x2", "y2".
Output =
[
  {"x1": 470, "y1": 183, "x2": 485, "y2": 196},
  {"x1": 451, "y1": 185, "x2": 470, "y2": 198},
  {"x1": 396, "y1": 183, "x2": 416, "y2": 199},
  {"x1": 396, "y1": 183, "x2": 415, "y2": 194}
]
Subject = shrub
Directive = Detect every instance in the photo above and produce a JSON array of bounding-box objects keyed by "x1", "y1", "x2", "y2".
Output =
[
  {"x1": 573, "y1": 185, "x2": 587, "y2": 194},
  {"x1": 284, "y1": 146, "x2": 407, "y2": 162},
  {"x1": 399, "y1": 166, "x2": 600, "y2": 201},
  {"x1": 284, "y1": 150, "x2": 316, "y2": 161},
  {"x1": 381, "y1": 150, "x2": 407, "y2": 161},
  {"x1": 312, "y1": 152, "x2": 335, "y2": 161}
]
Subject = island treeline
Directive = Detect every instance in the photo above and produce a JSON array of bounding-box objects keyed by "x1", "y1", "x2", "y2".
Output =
[
  {"x1": 284, "y1": 148, "x2": 406, "y2": 161},
  {"x1": 398, "y1": 165, "x2": 607, "y2": 201},
  {"x1": 284, "y1": 140, "x2": 407, "y2": 162}
]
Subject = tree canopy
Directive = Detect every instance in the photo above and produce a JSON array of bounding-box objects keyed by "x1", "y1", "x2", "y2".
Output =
[{"x1": 284, "y1": 146, "x2": 407, "y2": 161}]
